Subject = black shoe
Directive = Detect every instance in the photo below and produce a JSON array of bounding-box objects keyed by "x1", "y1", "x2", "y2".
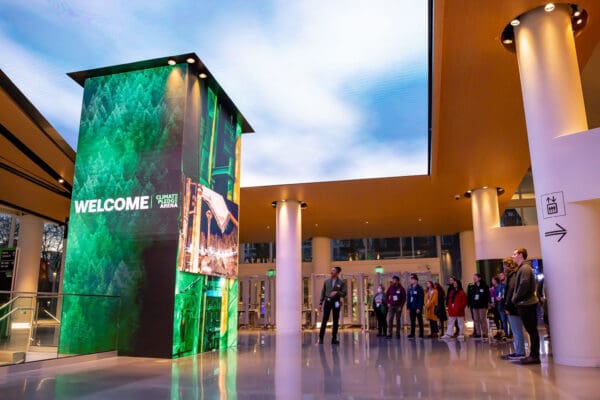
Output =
[
  {"x1": 500, "y1": 353, "x2": 517, "y2": 360},
  {"x1": 331, "y1": 339, "x2": 340, "y2": 345},
  {"x1": 520, "y1": 356, "x2": 541, "y2": 365},
  {"x1": 318, "y1": 338, "x2": 324, "y2": 345}
]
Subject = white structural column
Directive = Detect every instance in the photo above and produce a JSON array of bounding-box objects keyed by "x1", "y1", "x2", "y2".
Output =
[
  {"x1": 470, "y1": 188, "x2": 500, "y2": 260},
  {"x1": 311, "y1": 236, "x2": 331, "y2": 274},
  {"x1": 275, "y1": 333, "x2": 302, "y2": 400},
  {"x1": 13, "y1": 214, "x2": 44, "y2": 293},
  {"x1": 514, "y1": 5, "x2": 600, "y2": 366},
  {"x1": 275, "y1": 200, "x2": 302, "y2": 333}
]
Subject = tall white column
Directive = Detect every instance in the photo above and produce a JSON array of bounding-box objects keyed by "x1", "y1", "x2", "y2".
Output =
[
  {"x1": 275, "y1": 200, "x2": 302, "y2": 333},
  {"x1": 514, "y1": 4, "x2": 600, "y2": 366},
  {"x1": 275, "y1": 333, "x2": 301, "y2": 400},
  {"x1": 470, "y1": 188, "x2": 500, "y2": 260},
  {"x1": 13, "y1": 214, "x2": 44, "y2": 293},
  {"x1": 311, "y1": 236, "x2": 331, "y2": 274}
]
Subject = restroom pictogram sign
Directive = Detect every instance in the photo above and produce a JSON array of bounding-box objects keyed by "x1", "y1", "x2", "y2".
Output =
[{"x1": 541, "y1": 191, "x2": 566, "y2": 219}]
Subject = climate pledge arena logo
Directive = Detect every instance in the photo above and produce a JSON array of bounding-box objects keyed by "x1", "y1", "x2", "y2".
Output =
[{"x1": 74, "y1": 194, "x2": 179, "y2": 214}]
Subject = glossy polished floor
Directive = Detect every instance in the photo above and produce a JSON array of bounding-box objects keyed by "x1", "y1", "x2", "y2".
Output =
[{"x1": 1, "y1": 330, "x2": 599, "y2": 399}]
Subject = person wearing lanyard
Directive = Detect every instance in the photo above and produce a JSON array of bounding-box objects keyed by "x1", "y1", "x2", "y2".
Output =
[
  {"x1": 385, "y1": 276, "x2": 406, "y2": 339},
  {"x1": 372, "y1": 284, "x2": 388, "y2": 337},
  {"x1": 319, "y1": 266, "x2": 347, "y2": 345},
  {"x1": 468, "y1": 273, "x2": 490, "y2": 339},
  {"x1": 407, "y1": 274, "x2": 425, "y2": 339}
]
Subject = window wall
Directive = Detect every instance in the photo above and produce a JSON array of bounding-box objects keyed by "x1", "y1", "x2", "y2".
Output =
[
  {"x1": 331, "y1": 236, "x2": 438, "y2": 261},
  {"x1": 240, "y1": 236, "x2": 439, "y2": 264},
  {"x1": 503, "y1": 169, "x2": 538, "y2": 227},
  {"x1": 240, "y1": 240, "x2": 313, "y2": 263}
]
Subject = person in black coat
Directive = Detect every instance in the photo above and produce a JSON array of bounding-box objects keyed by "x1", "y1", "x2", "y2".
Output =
[
  {"x1": 467, "y1": 273, "x2": 491, "y2": 339},
  {"x1": 434, "y1": 282, "x2": 448, "y2": 333},
  {"x1": 372, "y1": 284, "x2": 388, "y2": 337},
  {"x1": 407, "y1": 274, "x2": 425, "y2": 339}
]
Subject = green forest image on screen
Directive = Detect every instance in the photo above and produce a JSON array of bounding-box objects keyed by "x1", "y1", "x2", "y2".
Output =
[{"x1": 59, "y1": 59, "x2": 242, "y2": 358}]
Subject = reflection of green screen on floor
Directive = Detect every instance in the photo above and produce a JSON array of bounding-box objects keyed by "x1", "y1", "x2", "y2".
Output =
[{"x1": 59, "y1": 57, "x2": 243, "y2": 358}]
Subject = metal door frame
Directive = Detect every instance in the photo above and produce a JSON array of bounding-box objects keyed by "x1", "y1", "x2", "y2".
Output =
[{"x1": 240, "y1": 275, "x2": 270, "y2": 328}]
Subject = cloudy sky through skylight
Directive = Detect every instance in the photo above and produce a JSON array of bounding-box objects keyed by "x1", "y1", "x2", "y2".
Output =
[{"x1": 0, "y1": 0, "x2": 429, "y2": 187}]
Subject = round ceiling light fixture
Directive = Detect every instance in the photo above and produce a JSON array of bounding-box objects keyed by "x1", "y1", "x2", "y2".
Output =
[{"x1": 544, "y1": 3, "x2": 555, "y2": 12}]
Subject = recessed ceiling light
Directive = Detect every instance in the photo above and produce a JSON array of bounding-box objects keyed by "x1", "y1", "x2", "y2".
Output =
[
  {"x1": 198, "y1": 73, "x2": 207, "y2": 79},
  {"x1": 503, "y1": 38, "x2": 513, "y2": 44},
  {"x1": 58, "y1": 178, "x2": 65, "y2": 184},
  {"x1": 467, "y1": 190, "x2": 472, "y2": 194},
  {"x1": 510, "y1": 19, "x2": 520, "y2": 27},
  {"x1": 365, "y1": 221, "x2": 369, "y2": 224},
  {"x1": 574, "y1": 10, "x2": 581, "y2": 17},
  {"x1": 266, "y1": 225, "x2": 270, "y2": 229},
  {"x1": 186, "y1": 57, "x2": 195, "y2": 64},
  {"x1": 483, "y1": 186, "x2": 488, "y2": 189},
  {"x1": 167, "y1": 58, "x2": 176, "y2": 66},
  {"x1": 576, "y1": 18, "x2": 583, "y2": 25},
  {"x1": 544, "y1": 3, "x2": 555, "y2": 12},
  {"x1": 418, "y1": 218, "x2": 422, "y2": 222}
]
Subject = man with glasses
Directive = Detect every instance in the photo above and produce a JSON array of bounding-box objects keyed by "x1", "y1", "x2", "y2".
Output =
[{"x1": 319, "y1": 266, "x2": 347, "y2": 345}]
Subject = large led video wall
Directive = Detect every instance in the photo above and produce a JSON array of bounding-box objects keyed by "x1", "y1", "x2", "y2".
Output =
[{"x1": 59, "y1": 60, "x2": 242, "y2": 358}]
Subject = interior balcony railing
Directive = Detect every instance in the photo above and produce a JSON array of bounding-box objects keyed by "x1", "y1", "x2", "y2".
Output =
[{"x1": 0, "y1": 291, "x2": 120, "y2": 367}]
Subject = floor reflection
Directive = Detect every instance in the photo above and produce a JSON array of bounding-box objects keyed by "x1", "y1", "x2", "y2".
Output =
[{"x1": 0, "y1": 330, "x2": 599, "y2": 399}]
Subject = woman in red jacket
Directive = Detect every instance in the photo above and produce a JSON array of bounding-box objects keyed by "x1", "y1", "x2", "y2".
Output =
[{"x1": 440, "y1": 276, "x2": 467, "y2": 341}]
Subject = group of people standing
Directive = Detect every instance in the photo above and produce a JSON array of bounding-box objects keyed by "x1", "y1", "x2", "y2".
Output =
[
  {"x1": 319, "y1": 248, "x2": 543, "y2": 365},
  {"x1": 372, "y1": 274, "x2": 448, "y2": 339},
  {"x1": 370, "y1": 247, "x2": 543, "y2": 365}
]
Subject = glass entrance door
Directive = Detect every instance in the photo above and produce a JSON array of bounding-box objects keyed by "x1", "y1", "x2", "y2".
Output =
[{"x1": 341, "y1": 274, "x2": 366, "y2": 329}]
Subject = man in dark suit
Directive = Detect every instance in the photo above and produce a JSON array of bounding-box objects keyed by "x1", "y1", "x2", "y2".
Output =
[{"x1": 319, "y1": 266, "x2": 347, "y2": 345}]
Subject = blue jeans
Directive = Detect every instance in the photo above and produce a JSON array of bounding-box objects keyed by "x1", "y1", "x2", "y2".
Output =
[
  {"x1": 497, "y1": 304, "x2": 509, "y2": 335},
  {"x1": 507, "y1": 314, "x2": 525, "y2": 355}
]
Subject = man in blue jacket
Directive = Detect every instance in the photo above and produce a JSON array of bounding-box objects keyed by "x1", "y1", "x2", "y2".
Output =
[{"x1": 407, "y1": 274, "x2": 425, "y2": 339}]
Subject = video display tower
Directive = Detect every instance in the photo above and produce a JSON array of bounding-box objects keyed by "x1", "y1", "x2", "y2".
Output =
[{"x1": 59, "y1": 54, "x2": 252, "y2": 358}]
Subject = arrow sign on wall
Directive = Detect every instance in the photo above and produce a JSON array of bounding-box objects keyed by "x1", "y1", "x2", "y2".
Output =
[{"x1": 545, "y1": 223, "x2": 567, "y2": 242}]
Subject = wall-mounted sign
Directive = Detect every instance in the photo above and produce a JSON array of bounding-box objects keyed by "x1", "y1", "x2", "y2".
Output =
[
  {"x1": 0, "y1": 248, "x2": 16, "y2": 271},
  {"x1": 541, "y1": 191, "x2": 566, "y2": 219},
  {"x1": 544, "y1": 223, "x2": 567, "y2": 243}
]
